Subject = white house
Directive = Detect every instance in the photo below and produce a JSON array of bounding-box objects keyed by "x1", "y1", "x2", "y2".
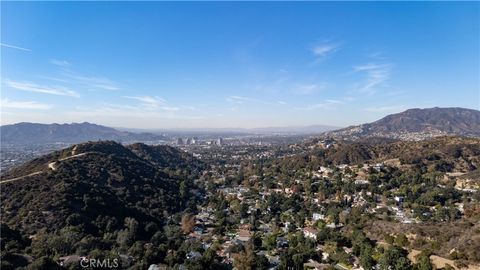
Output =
[
  {"x1": 303, "y1": 227, "x2": 319, "y2": 240},
  {"x1": 312, "y1": 213, "x2": 325, "y2": 221}
]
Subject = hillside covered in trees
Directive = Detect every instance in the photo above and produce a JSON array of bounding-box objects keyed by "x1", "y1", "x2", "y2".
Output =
[
  {"x1": 0, "y1": 141, "x2": 205, "y2": 269},
  {"x1": 283, "y1": 136, "x2": 480, "y2": 173}
]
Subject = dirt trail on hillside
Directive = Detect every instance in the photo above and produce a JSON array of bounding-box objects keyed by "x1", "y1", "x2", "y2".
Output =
[
  {"x1": 0, "y1": 151, "x2": 91, "y2": 184},
  {"x1": 0, "y1": 171, "x2": 44, "y2": 184}
]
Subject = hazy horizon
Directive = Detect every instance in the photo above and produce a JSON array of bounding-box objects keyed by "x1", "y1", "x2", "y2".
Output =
[
  {"x1": 1, "y1": 2, "x2": 479, "y2": 129},
  {"x1": 1, "y1": 120, "x2": 342, "y2": 132},
  {"x1": 3, "y1": 106, "x2": 480, "y2": 132}
]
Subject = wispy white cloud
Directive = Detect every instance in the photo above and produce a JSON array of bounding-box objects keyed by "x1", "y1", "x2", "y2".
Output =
[
  {"x1": 69, "y1": 103, "x2": 200, "y2": 120},
  {"x1": 311, "y1": 41, "x2": 340, "y2": 58},
  {"x1": 295, "y1": 99, "x2": 343, "y2": 111},
  {"x1": 353, "y1": 63, "x2": 392, "y2": 94},
  {"x1": 367, "y1": 51, "x2": 387, "y2": 60},
  {"x1": 1, "y1": 98, "x2": 51, "y2": 110},
  {"x1": 294, "y1": 83, "x2": 325, "y2": 95},
  {"x1": 387, "y1": 90, "x2": 406, "y2": 96},
  {"x1": 39, "y1": 62, "x2": 120, "y2": 91},
  {"x1": 0, "y1": 43, "x2": 31, "y2": 52},
  {"x1": 50, "y1": 59, "x2": 71, "y2": 67},
  {"x1": 253, "y1": 76, "x2": 290, "y2": 94},
  {"x1": 122, "y1": 95, "x2": 179, "y2": 111},
  {"x1": 62, "y1": 71, "x2": 119, "y2": 91},
  {"x1": 226, "y1": 95, "x2": 259, "y2": 104},
  {"x1": 325, "y1": 99, "x2": 342, "y2": 104},
  {"x1": 36, "y1": 75, "x2": 70, "y2": 83},
  {"x1": 162, "y1": 106, "x2": 180, "y2": 111},
  {"x1": 182, "y1": 105, "x2": 196, "y2": 110},
  {"x1": 353, "y1": 63, "x2": 387, "y2": 72},
  {"x1": 5, "y1": 79, "x2": 79, "y2": 97},
  {"x1": 226, "y1": 96, "x2": 293, "y2": 108},
  {"x1": 123, "y1": 95, "x2": 165, "y2": 106}
]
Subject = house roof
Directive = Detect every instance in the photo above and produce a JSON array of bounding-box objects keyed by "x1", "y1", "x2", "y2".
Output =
[
  {"x1": 238, "y1": 229, "x2": 252, "y2": 238},
  {"x1": 304, "y1": 227, "x2": 319, "y2": 234}
]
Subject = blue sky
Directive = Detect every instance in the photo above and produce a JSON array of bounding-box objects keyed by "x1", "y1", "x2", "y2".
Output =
[{"x1": 1, "y1": 2, "x2": 479, "y2": 129}]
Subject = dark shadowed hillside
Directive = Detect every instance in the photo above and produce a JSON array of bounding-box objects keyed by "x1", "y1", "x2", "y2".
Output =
[
  {"x1": 0, "y1": 141, "x2": 203, "y2": 269},
  {"x1": 128, "y1": 143, "x2": 205, "y2": 173}
]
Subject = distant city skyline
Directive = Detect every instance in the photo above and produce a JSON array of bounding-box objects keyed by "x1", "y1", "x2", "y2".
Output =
[{"x1": 1, "y1": 2, "x2": 479, "y2": 129}]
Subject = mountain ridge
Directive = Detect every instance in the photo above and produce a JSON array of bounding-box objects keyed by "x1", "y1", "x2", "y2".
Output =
[
  {"x1": 325, "y1": 107, "x2": 480, "y2": 140},
  {"x1": 0, "y1": 122, "x2": 166, "y2": 145}
]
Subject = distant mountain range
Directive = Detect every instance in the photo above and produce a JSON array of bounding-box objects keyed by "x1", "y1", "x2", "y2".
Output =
[
  {"x1": 1, "y1": 107, "x2": 478, "y2": 145},
  {"x1": 326, "y1": 107, "x2": 480, "y2": 140},
  {"x1": 0, "y1": 122, "x2": 166, "y2": 145}
]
